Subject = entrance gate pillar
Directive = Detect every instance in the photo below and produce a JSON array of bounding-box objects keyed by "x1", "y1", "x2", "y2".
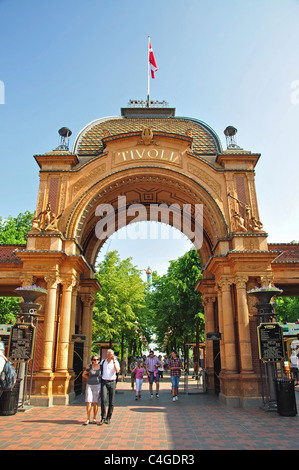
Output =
[
  {"x1": 235, "y1": 275, "x2": 259, "y2": 404},
  {"x1": 81, "y1": 294, "x2": 95, "y2": 367},
  {"x1": 53, "y1": 277, "x2": 77, "y2": 403},
  {"x1": 235, "y1": 276, "x2": 253, "y2": 373},
  {"x1": 216, "y1": 285, "x2": 225, "y2": 372},
  {"x1": 202, "y1": 295, "x2": 216, "y2": 391},
  {"x1": 33, "y1": 275, "x2": 60, "y2": 405},
  {"x1": 218, "y1": 278, "x2": 238, "y2": 374},
  {"x1": 39, "y1": 276, "x2": 59, "y2": 373},
  {"x1": 217, "y1": 277, "x2": 241, "y2": 404},
  {"x1": 67, "y1": 284, "x2": 79, "y2": 371}
]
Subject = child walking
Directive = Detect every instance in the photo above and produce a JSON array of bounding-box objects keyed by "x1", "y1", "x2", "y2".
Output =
[{"x1": 135, "y1": 360, "x2": 145, "y2": 400}]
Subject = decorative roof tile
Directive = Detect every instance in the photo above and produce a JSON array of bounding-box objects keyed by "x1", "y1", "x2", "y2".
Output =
[
  {"x1": 0, "y1": 245, "x2": 25, "y2": 263},
  {"x1": 268, "y1": 243, "x2": 299, "y2": 263},
  {"x1": 73, "y1": 116, "x2": 222, "y2": 158}
]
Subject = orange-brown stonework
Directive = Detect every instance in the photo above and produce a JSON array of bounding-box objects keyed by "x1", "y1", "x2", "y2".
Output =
[{"x1": 0, "y1": 106, "x2": 298, "y2": 407}]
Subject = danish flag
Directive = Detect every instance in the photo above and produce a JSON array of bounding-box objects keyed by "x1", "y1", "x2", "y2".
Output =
[{"x1": 149, "y1": 40, "x2": 158, "y2": 78}]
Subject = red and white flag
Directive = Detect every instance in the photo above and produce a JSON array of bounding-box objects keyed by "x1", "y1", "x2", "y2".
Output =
[{"x1": 149, "y1": 40, "x2": 158, "y2": 78}]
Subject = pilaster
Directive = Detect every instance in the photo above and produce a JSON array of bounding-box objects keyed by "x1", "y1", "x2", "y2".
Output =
[
  {"x1": 202, "y1": 295, "x2": 216, "y2": 391},
  {"x1": 218, "y1": 277, "x2": 238, "y2": 373},
  {"x1": 53, "y1": 277, "x2": 77, "y2": 403},
  {"x1": 235, "y1": 276, "x2": 254, "y2": 374}
]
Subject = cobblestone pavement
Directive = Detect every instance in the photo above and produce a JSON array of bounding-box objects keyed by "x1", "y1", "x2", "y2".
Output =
[{"x1": 0, "y1": 376, "x2": 298, "y2": 451}]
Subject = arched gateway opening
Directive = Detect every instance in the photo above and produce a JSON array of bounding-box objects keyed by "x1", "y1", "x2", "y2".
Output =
[{"x1": 2, "y1": 102, "x2": 297, "y2": 408}]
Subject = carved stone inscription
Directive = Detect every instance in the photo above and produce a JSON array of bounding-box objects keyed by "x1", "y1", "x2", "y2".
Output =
[{"x1": 112, "y1": 146, "x2": 182, "y2": 166}]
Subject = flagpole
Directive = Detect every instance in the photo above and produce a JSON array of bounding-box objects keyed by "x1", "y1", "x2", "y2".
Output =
[{"x1": 147, "y1": 35, "x2": 150, "y2": 107}]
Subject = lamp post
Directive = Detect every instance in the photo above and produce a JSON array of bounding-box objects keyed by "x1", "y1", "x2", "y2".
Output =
[{"x1": 247, "y1": 286, "x2": 283, "y2": 411}]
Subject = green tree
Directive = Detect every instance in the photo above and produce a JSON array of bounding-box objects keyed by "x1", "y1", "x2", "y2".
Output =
[
  {"x1": 93, "y1": 251, "x2": 147, "y2": 357},
  {"x1": 0, "y1": 211, "x2": 34, "y2": 244},
  {"x1": 0, "y1": 211, "x2": 34, "y2": 323},
  {"x1": 275, "y1": 296, "x2": 299, "y2": 323},
  {"x1": 148, "y1": 248, "x2": 203, "y2": 366},
  {"x1": 0, "y1": 297, "x2": 20, "y2": 324}
]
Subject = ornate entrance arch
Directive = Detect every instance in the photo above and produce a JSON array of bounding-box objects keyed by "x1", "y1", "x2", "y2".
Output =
[
  {"x1": 2, "y1": 103, "x2": 297, "y2": 407},
  {"x1": 65, "y1": 166, "x2": 228, "y2": 268}
]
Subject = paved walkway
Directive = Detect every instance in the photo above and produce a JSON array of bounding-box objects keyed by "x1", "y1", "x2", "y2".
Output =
[{"x1": 0, "y1": 376, "x2": 298, "y2": 451}]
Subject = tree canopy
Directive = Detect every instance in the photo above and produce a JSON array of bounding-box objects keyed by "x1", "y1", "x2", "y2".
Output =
[
  {"x1": 0, "y1": 211, "x2": 34, "y2": 244},
  {"x1": 93, "y1": 251, "x2": 148, "y2": 357},
  {"x1": 275, "y1": 296, "x2": 299, "y2": 323},
  {"x1": 147, "y1": 248, "x2": 204, "y2": 358},
  {"x1": 0, "y1": 211, "x2": 34, "y2": 323},
  {"x1": 92, "y1": 248, "x2": 204, "y2": 361}
]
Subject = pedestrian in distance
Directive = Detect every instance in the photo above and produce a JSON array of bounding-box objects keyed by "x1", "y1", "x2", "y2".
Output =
[
  {"x1": 168, "y1": 350, "x2": 183, "y2": 402},
  {"x1": 145, "y1": 350, "x2": 162, "y2": 398},
  {"x1": 99, "y1": 349, "x2": 120, "y2": 425},
  {"x1": 135, "y1": 360, "x2": 145, "y2": 400},
  {"x1": 290, "y1": 350, "x2": 299, "y2": 385},
  {"x1": 82, "y1": 355, "x2": 101, "y2": 425},
  {"x1": 158, "y1": 355, "x2": 164, "y2": 380},
  {"x1": 130, "y1": 357, "x2": 137, "y2": 391}
]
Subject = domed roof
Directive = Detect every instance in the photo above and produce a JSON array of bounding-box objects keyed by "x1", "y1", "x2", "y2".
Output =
[{"x1": 73, "y1": 115, "x2": 223, "y2": 158}]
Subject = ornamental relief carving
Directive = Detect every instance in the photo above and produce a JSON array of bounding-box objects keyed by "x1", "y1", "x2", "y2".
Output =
[
  {"x1": 35, "y1": 237, "x2": 51, "y2": 250},
  {"x1": 235, "y1": 276, "x2": 248, "y2": 289},
  {"x1": 71, "y1": 163, "x2": 106, "y2": 200},
  {"x1": 36, "y1": 177, "x2": 47, "y2": 215},
  {"x1": 58, "y1": 175, "x2": 68, "y2": 214},
  {"x1": 66, "y1": 165, "x2": 227, "y2": 246},
  {"x1": 139, "y1": 126, "x2": 154, "y2": 145},
  {"x1": 187, "y1": 162, "x2": 222, "y2": 200},
  {"x1": 112, "y1": 146, "x2": 184, "y2": 168},
  {"x1": 243, "y1": 237, "x2": 260, "y2": 251}
]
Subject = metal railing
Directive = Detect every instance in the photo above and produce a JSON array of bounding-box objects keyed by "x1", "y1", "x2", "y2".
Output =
[{"x1": 183, "y1": 369, "x2": 206, "y2": 394}]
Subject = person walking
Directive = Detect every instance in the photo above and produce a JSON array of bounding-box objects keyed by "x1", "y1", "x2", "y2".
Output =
[
  {"x1": 135, "y1": 360, "x2": 145, "y2": 400},
  {"x1": 290, "y1": 350, "x2": 299, "y2": 384},
  {"x1": 145, "y1": 350, "x2": 162, "y2": 398},
  {"x1": 130, "y1": 357, "x2": 137, "y2": 391},
  {"x1": 99, "y1": 349, "x2": 120, "y2": 425},
  {"x1": 168, "y1": 350, "x2": 183, "y2": 401},
  {"x1": 82, "y1": 355, "x2": 101, "y2": 425},
  {"x1": 158, "y1": 355, "x2": 164, "y2": 381}
]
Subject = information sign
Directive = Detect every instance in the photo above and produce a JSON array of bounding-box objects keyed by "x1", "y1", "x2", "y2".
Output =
[
  {"x1": 257, "y1": 322, "x2": 284, "y2": 362},
  {"x1": 8, "y1": 323, "x2": 36, "y2": 362}
]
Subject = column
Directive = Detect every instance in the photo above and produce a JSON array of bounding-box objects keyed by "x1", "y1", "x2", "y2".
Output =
[
  {"x1": 235, "y1": 276, "x2": 254, "y2": 373},
  {"x1": 203, "y1": 296, "x2": 216, "y2": 373},
  {"x1": 216, "y1": 285, "x2": 226, "y2": 372},
  {"x1": 67, "y1": 284, "x2": 79, "y2": 371},
  {"x1": 56, "y1": 278, "x2": 76, "y2": 372},
  {"x1": 218, "y1": 278, "x2": 238, "y2": 373},
  {"x1": 81, "y1": 294, "x2": 95, "y2": 367},
  {"x1": 40, "y1": 275, "x2": 60, "y2": 372}
]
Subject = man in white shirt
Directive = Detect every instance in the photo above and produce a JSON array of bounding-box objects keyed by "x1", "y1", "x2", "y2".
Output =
[{"x1": 99, "y1": 349, "x2": 120, "y2": 425}]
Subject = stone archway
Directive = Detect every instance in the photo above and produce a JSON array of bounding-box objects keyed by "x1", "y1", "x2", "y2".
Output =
[
  {"x1": 65, "y1": 167, "x2": 228, "y2": 268},
  {"x1": 3, "y1": 103, "x2": 295, "y2": 407}
]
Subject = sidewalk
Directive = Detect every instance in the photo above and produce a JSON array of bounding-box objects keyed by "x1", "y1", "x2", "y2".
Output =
[{"x1": 0, "y1": 375, "x2": 298, "y2": 451}]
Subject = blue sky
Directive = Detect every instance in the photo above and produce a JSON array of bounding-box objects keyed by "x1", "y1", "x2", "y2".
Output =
[{"x1": 0, "y1": 0, "x2": 299, "y2": 278}]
